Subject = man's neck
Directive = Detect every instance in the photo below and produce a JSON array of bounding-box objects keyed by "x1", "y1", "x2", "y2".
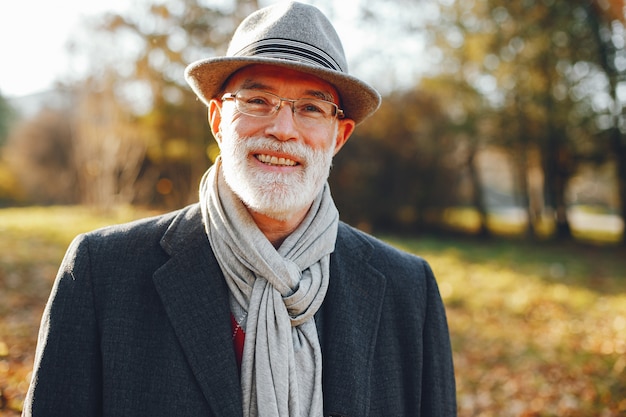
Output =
[{"x1": 248, "y1": 207, "x2": 309, "y2": 248}]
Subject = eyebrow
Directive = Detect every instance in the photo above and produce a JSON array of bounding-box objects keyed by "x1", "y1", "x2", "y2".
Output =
[
  {"x1": 240, "y1": 80, "x2": 271, "y2": 91},
  {"x1": 239, "y1": 79, "x2": 336, "y2": 103}
]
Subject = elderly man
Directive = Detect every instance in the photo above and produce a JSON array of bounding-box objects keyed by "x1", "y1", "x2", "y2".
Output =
[{"x1": 23, "y1": 2, "x2": 456, "y2": 417}]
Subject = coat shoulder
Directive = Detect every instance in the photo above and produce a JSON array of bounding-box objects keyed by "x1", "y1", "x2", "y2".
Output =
[
  {"x1": 336, "y1": 222, "x2": 431, "y2": 274},
  {"x1": 334, "y1": 222, "x2": 440, "y2": 311},
  {"x1": 83, "y1": 204, "x2": 199, "y2": 246},
  {"x1": 64, "y1": 204, "x2": 202, "y2": 275},
  {"x1": 87, "y1": 205, "x2": 195, "y2": 241}
]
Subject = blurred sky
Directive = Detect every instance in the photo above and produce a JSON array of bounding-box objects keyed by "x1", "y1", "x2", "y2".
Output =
[{"x1": 0, "y1": 0, "x2": 131, "y2": 98}]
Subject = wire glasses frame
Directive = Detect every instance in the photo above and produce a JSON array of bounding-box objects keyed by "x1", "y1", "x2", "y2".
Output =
[{"x1": 221, "y1": 89, "x2": 345, "y2": 124}]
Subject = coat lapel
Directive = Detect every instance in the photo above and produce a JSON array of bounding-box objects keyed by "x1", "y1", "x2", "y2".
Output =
[
  {"x1": 322, "y1": 224, "x2": 386, "y2": 417},
  {"x1": 152, "y1": 205, "x2": 243, "y2": 417}
]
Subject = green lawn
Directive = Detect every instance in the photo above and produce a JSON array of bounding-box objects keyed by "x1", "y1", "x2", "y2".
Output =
[{"x1": 1, "y1": 206, "x2": 625, "y2": 416}]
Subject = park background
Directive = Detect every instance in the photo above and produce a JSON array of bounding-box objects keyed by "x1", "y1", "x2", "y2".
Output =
[{"x1": 0, "y1": 0, "x2": 625, "y2": 415}]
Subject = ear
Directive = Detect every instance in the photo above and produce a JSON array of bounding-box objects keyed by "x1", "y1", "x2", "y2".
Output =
[
  {"x1": 208, "y1": 99, "x2": 223, "y2": 143},
  {"x1": 332, "y1": 118, "x2": 356, "y2": 156}
]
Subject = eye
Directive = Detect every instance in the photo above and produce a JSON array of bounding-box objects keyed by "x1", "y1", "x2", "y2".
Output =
[
  {"x1": 297, "y1": 100, "x2": 327, "y2": 115},
  {"x1": 245, "y1": 95, "x2": 272, "y2": 106}
]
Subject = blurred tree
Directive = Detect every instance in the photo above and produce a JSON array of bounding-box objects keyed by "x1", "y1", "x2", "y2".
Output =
[
  {"x1": 486, "y1": 0, "x2": 585, "y2": 240},
  {"x1": 331, "y1": 86, "x2": 462, "y2": 233},
  {"x1": 66, "y1": 0, "x2": 260, "y2": 209},
  {"x1": 0, "y1": 91, "x2": 17, "y2": 147},
  {"x1": 586, "y1": 0, "x2": 626, "y2": 245},
  {"x1": 71, "y1": 72, "x2": 147, "y2": 209},
  {"x1": 0, "y1": 92, "x2": 23, "y2": 205},
  {"x1": 4, "y1": 107, "x2": 80, "y2": 204},
  {"x1": 487, "y1": 0, "x2": 626, "y2": 241},
  {"x1": 419, "y1": 0, "x2": 625, "y2": 241},
  {"x1": 327, "y1": 0, "x2": 488, "y2": 234}
]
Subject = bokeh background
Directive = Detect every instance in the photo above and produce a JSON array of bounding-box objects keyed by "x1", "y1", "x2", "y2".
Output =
[{"x1": 0, "y1": 0, "x2": 625, "y2": 415}]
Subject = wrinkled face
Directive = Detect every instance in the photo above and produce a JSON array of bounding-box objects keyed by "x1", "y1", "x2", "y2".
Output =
[{"x1": 209, "y1": 65, "x2": 355, "y2": 221}]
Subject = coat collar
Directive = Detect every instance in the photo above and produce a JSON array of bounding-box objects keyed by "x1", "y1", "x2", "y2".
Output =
[{"x1": 152, "y1": 205, "x2": 386, "y2": 417}]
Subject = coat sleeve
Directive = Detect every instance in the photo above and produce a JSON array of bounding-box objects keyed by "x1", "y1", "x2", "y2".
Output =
[
  {"x1": 23, "y1": 234, "x2": 103, "y2": 417},
  {"x1": 421, "y1": 261, "x2": 457, "y2": 416}
]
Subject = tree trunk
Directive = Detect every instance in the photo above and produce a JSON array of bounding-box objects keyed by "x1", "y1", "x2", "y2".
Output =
[
  {"x1": 586, "y1": 2, "x2": 626, "y2": 244},
  {"x1": 539, "y1": 49, "x2": 572, "y2": 241},
  {"x1": 513, "y1": 96, "x2": 536, "y2": 239},
  {"x1": 543, "y1": 130, "x2": 572, "y2": 240},
  {"x1": 610, "y1": 127, "x2": 626, "y2": 245},
  {"x1": 467, "y1": 141, "x2": 490, "y2": 238}
]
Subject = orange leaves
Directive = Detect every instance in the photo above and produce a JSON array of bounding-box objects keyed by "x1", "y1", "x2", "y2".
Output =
[
  {"x1": 389, "y1": 235, "x2": 626, "y2": 416},
  {"x1": 591, "y1": 0, "x2": 626, "y2": 23}
]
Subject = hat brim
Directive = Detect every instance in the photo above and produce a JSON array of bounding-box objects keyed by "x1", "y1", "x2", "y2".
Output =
[{"x1": 185, "y1": 56, "x2": 381, "y2": 125}]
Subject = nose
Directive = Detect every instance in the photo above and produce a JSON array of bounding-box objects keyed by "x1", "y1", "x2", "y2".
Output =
[{"x1": 265, "y1": 101, "x2": 299, "y2": 141}]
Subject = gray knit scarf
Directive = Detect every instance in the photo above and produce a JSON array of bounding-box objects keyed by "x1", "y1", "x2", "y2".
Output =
[{"x1": 199, "y1": 158, "x2": 338, "y2": 417}]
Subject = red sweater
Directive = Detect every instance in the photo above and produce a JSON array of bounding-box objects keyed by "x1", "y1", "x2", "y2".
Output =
[{"x1": 230, "y1": 314, "x2": 245, "y2": 370}]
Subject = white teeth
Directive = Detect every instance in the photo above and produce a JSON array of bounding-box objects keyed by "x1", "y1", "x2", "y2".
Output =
[{"x1": 256, "y1": 154, "x2": 297, "y2": 166}]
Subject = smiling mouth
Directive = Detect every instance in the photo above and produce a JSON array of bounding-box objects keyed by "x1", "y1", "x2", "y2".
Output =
[{"x1": 255, "y1": 154, "x2": 299, "y2": 167}]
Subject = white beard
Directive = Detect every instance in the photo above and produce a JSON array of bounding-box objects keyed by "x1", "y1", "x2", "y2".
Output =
[{"x1": 219, "y1": 135, "x2": 335, "y2": 221}]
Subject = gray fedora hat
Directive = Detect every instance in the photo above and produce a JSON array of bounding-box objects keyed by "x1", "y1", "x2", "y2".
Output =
[{"x1": 185, "y1": 1, "x2": 381, "y2": 125}]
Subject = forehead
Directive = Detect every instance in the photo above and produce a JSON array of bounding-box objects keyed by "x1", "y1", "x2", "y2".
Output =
[{"x1": 223, "y1": 64, "x2": 340, "y2": 102}]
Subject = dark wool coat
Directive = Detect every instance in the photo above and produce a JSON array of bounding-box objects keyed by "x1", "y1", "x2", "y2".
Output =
[{"x1": 23, "y1": 204, "x2": 457, "y2": 417}]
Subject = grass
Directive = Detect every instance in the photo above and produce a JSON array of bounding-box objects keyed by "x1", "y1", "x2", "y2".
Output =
[{"x1": 1, "y1": 206, "x2": 625, "y2": 416}]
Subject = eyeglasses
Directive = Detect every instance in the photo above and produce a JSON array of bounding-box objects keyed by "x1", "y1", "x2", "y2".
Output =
[{"x1": 221, "y1": 89, "x2": 344, "y2": 125}]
